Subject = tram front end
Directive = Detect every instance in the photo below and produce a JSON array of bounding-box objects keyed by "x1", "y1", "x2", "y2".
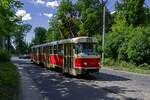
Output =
[{"x1": 73, "y1": 39, "x2": 101, "y2": 75}]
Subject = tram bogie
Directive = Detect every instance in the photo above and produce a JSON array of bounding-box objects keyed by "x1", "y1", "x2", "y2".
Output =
[{"x1": 31, "y1": 37, "x2": 101, "y2": 76}]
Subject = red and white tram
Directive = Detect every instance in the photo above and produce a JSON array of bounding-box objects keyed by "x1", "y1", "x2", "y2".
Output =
[{"x1": 31, "y1": 37, "x2": 101, "y2": 75}]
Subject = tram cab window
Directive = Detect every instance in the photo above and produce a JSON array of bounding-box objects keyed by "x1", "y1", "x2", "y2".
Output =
[{"x1": 75, "y1": 43, "x2": 98, "y2": 55}]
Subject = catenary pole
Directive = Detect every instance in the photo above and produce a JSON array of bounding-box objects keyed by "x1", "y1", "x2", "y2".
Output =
[{"x1": 102, "y1": 0, "x2": 107, "y2": 67}]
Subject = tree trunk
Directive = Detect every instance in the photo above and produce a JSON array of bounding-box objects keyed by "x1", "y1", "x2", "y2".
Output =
[
  {"x1": 0, "y1": 37, "x2": 5, "y2": 49},
  {"x1": 7, "y1": 36, "x2": 11, "y2": 52}
]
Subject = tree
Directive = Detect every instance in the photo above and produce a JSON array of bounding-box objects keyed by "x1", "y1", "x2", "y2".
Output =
[
  {"x1": 144, "y1": 7, "x2": 150, "y2": 26},
  {"x1": 127, "y1": 27, "x2": 150, "y2": 65},
  {"x1": 56, "y1": 0, "x2": 79, "y2": 39},
  {"x1": 0, "y1": 0, "x2": 23, "y2": 51},
  {"x1": 14, "y1": 24, "x2": 32, "y2": 54},
  {"x1": 115, "y1": 0, "x2": 145, "y2": 26},
  {"x1": 47, "y1": 16, "x2": 64, "y2": 41},
  {"x1": 33, "y1": 27, "x2": 47, "y2": 45},
  {"x1": 76, "y1": 0, "x2": 112, "y2": 36}
]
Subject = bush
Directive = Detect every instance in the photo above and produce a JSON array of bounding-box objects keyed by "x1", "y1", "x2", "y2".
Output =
[
  {"x1": 127, "y1": 27, "x2": 150, "y2": 65},
  {"x1": 0, "y1": 62, "x2": 19, "y2": 100},
  {"x1": 0, "y1": 49, "x2": 10, "y2": 62},
  {"x1": 105, "y1": 25, "x2": 133, "y2": 60},
  {"x1": 106, "y1": 25, "x2": 150, "y2": 65},
  {"x1": 94, "y1": 34, "x2": 102, "y2": 53}
]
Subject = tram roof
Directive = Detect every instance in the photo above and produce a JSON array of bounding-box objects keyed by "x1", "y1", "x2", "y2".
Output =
[
  {"x1": 49, "y1": 37, "x2": 98, "y2": 44},
  {"x1": 31, "y1": 37, "x2": 98, "y2": 48}
]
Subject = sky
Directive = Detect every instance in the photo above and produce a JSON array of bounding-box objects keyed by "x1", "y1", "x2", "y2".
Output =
[{"x1": 19, "y1": 0, "x2": 150, "y2": 43}]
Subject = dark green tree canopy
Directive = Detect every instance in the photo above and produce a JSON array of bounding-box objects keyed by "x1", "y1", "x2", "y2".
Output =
[
  {"x1": 33, "y1": 27, "x2": 47, "y2": 45},
  {"x1": 46, "y1": 0, "x2": 112, "y2": 41},
  {"x1": 76, "y1": 0, "x2": 112, "y2": 36},
  {"x1": 115, "y1": 0, "x2": 146, "y2": 26}
]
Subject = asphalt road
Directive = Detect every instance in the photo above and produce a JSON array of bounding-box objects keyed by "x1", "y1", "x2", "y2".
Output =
[{"x1": 12, "y1": 57, "x2": 150, "y2": 100}]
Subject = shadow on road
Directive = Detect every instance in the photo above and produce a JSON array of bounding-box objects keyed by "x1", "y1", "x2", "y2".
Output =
[
  {"x1": 66, "y1": 72, "x2": 130, "y2": 82},
  {"x1": 13, "y1": 59, "x2": 137, "y2": 100}
]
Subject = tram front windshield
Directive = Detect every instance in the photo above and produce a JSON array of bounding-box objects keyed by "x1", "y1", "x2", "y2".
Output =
[{"x1": 75, "y1": 43, "x2": 98, "y2": 56}]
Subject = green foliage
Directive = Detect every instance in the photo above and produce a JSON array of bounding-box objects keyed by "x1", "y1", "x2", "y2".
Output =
[
  {"x1": 76, "y1": 0, "x2": 112, "y2": 36},
  {"x1": 105, "y1": 58, "x2": 150, "y2": 74},
  {"x1": 14, "y1": 24, "x2": 32, "y2": 54},
  {"x1": 127, "y1": 27, "x2": 150, "y2": 65},
  {"x1": 0, "y1": 0, "x2": 23, "y2": 37},
  {"x1": 115, "y1": 0, "x2": 146, "y2": 26},
  {"x1": 46, "y1": 0, "x2": 112, "y2": 40},
  {"x1": 106, "y1": 25, "x2": 150, "y2": 65},
  {"x1": 106, "y1": 0, "x2": 150, "y2": 67},
  {"x1": 56, "y1": 0, "x2": 78, "y2": 38},
  {"x1": 0, "y1": 0, "x2": 27, "y2": 53},
  {"x1": 0, "y1": 49, "x2": 10, "y2": 62},
  {"x1": 46, "y1": 27, "x2": 60, "y2": 42},
  {"x1": 33, "y1": 27, "x2": 47, "y2": 45},
  {"x1": 94, "y1": 34, "x2": 102, "y2": 53},
  {"x1": 144, "y1": 7, "x2": 150, "y2": 26},
  {"x1": 0, "y1": 62, "x2": 19, "y2": 100},
  {"x1": 105, "y1": 28, "x2": 126, "y2": 59}
]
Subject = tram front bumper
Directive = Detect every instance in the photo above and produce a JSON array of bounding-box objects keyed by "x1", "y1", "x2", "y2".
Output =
[{"x1": 75, "y1": 67, "x2": 100, "y2": 74}]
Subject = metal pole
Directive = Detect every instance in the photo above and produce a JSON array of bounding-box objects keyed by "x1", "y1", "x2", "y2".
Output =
[{"x1": 102, "y1": 5, "x2": 105, "y2": 67}]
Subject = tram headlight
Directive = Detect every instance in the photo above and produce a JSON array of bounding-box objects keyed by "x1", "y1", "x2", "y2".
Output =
[
  {"x1": 84, "y1": 62, "x2": 87, "y2": 66},
  {"x1": 98, "y1": 62, "x2": 101, "y2": 66}
]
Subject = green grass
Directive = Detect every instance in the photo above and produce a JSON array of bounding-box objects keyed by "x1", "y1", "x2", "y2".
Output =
[
  {"x1": 104, "y1": 58, "x2": 150, "y2": 74},
  {"x1": 0, "y1": 62, "x2": 19, "y2": 100}
]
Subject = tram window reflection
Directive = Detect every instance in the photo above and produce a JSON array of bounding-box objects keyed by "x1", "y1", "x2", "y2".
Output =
[
  {"x1": 75, "y1": 43, "x2": 98, "y2": 55},
  {"x1": 54, "y1": 45, "x2": 57, "y2": 54},
  {"x1": 57, "y1": 44, "x2": 64, "y2": 55},
  {"x1": 50, "y1": 46, "x2": 52, "y2": 54}
]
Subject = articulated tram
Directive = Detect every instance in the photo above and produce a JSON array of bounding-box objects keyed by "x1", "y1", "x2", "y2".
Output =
[{"x1": 31, "y1": 37, "x2": 101, "y2": 76}]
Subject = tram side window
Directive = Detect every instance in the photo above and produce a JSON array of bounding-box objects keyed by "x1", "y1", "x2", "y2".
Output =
[
  {"x1": 40, "y1": 47, "x2": 41, "y2": 54},
  {"x1": 32, "y1": 48, "x2": 33, "y2": 53},
  {"x1": 31, "y1": 48, "x2": 33, "y2": 54},
  {"x1": 46, "y1": 46, "x2": 49, "y2": 54},
  {"x1": 49, "y1": 46, "x2": 53, "y2": 54},
  {"x1": 36, "y1": 48, "x2": 39, "y2": 54},
  {"x1": 54, "y1": 45, "x2": 57, "y2": 54},
  {"x1": 57, "y1": 44, "x2": 64, "y2": 55},
  {"x1": 43, "y1": 47, "x2": 46, "y2": 54},
  {"x1": 33, "y1": 48, "x2": 35, "y2": 54}
]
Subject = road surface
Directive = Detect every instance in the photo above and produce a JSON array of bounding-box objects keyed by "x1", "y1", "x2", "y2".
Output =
[{"x1": 12, "y1": 57, "x2": 150, "y2": 100}]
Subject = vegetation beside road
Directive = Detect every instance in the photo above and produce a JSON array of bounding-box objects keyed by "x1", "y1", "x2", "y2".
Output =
[
  {"x1": 104, "y1": 58, "x2": 150, "y2": 74},
  {"x1": 103, "y1": 0, "x2": 150, "y2": 74},
  {"x1": 0, "y1": 50, "x2": 19, "y2": 100}
]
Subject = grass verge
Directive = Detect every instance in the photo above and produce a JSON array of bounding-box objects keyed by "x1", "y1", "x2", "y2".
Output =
[
  {"x1": 104, "y1": 58, "x2": 150, "y2": 74},
  {"x1": 0, "y1": 62, "x2": 19, "y2": 100}
]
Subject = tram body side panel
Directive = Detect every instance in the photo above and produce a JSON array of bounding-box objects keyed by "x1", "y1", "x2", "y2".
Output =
[
  {"x1": 47, "y1": 45, "x2": 64, "y2": 68},
  {"x1": 74, "y1": 57, "x2": 100, "y2": 68},
  {"x1": 49, "y1": 54, "x2": 63, "y2": 67}
]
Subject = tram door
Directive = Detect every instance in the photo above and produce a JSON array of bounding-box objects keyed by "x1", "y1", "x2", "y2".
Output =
[{"x1": 64, "y1": 44, "x2": 73, "y2": 73}]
